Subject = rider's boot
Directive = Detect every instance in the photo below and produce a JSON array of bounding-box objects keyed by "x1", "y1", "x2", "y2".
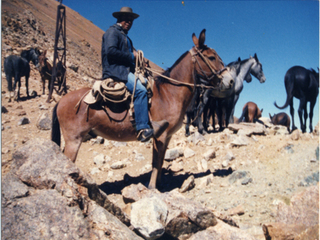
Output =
[{"x1": 137, "y1": 128, "x2": 154, "y2": 142}]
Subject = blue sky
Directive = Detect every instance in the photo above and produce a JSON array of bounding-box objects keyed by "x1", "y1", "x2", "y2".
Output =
[{"x1": 64, "y1": 0, "x2": 319, "y2": 131}]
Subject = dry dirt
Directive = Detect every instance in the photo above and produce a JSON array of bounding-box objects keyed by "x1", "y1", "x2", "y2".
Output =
[{"x1": 1, "y1": 0, "x2": 319, "y2": 239}]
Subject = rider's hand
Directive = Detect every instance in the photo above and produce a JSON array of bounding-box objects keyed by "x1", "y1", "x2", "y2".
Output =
[{"x1": 133, "y1": 50, "x2": 138, "y2": 59}]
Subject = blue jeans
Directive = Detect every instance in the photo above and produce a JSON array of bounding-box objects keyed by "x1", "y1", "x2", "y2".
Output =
[{"x1": 126, "y1": 73, "x2": 150, "y2": 131}]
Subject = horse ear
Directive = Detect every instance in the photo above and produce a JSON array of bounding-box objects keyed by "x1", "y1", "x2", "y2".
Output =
[
  {"x1": 261, "y1": 108, "x2": 263, "y2": 113},
  {"x1": 238, "y1": 57, "x2": 241, "y2": 62},
  {"x1": 198, "y1": 29, "x2": 206, "y2": 49},
  {"x1": 254, "y1": 53, "x2": 258, "y2": 61},
  {"x1": 192, "y1": 33, "x2": 198, "y2": 47},
  {"x1": 269, "y1": 113, "x2": 272, "y2": 119}
]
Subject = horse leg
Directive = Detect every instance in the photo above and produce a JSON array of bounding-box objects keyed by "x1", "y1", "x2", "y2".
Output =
[
  {"x1": 197, "y1": 104, "x2": 206, "y2": 135},
  {"x1": 289, "y1": 98, "x2": 297, "y2": 131},
  {"x1": 42, "y1": 77, "x2": 45, "y2": 95},
  {"x1": 298, "y1": 98, "x2": 307, "y2": 133},
  {"x1": 216, "y1": 99, "x2": 224, "y2": 131},
  {"x1": 6, "y1": 74, "x2": 13, "y2": 102},
  {"x1": 309, "y1": 99, "x2": 316, "y2": 133},
  {"x1": 149, "y1": 135, "x2": 171, "y2": 189},
  {"x1": 13, "y1": 74, "x2": 20, "y2": 101},
  {"x1": 185, "y1": 113, "x2": 191, "y2": 137},
  {"x1": 63, "y1": 135, "x2": 83, "y2": 163},
  {"x1": 229, "y1": 95, "x2": 238, "y2": 124},
  {"x1": 203, "y1": 99, "x2": 210, "y2": 132},
  {"x1": 198, "y1": 91, "x2": 211, "y2": 135},
  {"x1": 25, "y1": 74, "x2": 30, "y2": 98}
]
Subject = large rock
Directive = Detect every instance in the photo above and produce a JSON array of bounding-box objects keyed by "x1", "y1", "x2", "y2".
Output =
[
  {"x1": 2, "y1": 189, "x2": 91, "y2": 239},
  {"x1": 263, "y1": 184, "x2": 319, "y2": 240},
  {"x1": 228, "y1": 123, "x2": 266, "y2": 136},
  {"x1": 121, "y1": 184, "x2": 220, "y2": 238},
  {"x1": 188, "y1": 219, "x2": 257, "y2": 240},
  {"x1": 2, "y1": 138, "x2": 142, "y2": 240},
  {"x1": 131, "y1": 196, "x2": 168, "y2": 240}
]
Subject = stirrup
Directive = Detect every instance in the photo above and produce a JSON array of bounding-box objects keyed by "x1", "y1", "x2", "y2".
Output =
[{"x1": 137, "y1": 128, "x2": 154, "y2": 142}]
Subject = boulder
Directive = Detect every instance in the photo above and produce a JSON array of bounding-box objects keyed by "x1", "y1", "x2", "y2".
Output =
[
  {"x1": 131, "y1": 196, "x2": 168, "y2": 239},
  {"x1": 2, "y1": 138, "x2": 141, "y2": 240},
  {"x1": 263, "y1": 184, "x2": 319, "y2": 240}
]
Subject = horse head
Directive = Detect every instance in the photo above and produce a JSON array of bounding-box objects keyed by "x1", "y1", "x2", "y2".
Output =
[
  {"x1": 38, "y1": 50, "x2": 51, "y2": 72},
  {"x1": 21, "y1": 48, "x2": 40, "y2": 68},
  {"x1": 191, "y1": 29, "x2": 233, "y2": 90},
  {"x1": 250, "y1": 53, "x2": 266, "y2": 83}
]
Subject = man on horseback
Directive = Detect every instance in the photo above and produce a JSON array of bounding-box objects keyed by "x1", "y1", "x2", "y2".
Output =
[{"x1": 102, "y1": 6, "x2": 168, "y2": 142}]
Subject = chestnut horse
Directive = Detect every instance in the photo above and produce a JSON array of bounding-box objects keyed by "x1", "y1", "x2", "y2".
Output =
[
  {"x1": 51, "y1": 29, "x2": 226, "y2": 189},
  {"x1": 237, "y1": 101, "x2": 263, "y2": 123}
]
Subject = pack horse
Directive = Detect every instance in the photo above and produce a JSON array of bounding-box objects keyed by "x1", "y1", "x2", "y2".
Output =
[{"x1": 52, "y1": 29, "x2": 228, "y2": 189}]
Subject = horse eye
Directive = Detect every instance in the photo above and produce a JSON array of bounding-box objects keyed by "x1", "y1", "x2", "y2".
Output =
[{"x1": 208, "y1": 56, "x2": 216, "y2": 61}]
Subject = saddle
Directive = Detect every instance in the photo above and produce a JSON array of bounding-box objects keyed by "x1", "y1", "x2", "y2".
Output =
[
  {"x1": 82, "y1": 75, "x2": 154, "y2": 126},
  {"x1": 83, "y1": 78, "x2": 131, "y2": 105}
]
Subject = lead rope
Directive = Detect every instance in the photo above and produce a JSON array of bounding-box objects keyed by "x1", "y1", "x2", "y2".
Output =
[{"x1": 129, "y1": 50, "x2": 146, "y2": 125}]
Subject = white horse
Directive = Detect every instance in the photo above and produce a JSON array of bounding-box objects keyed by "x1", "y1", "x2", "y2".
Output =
[
  {"x1": 226, "y1": 53, "x2": 266, "y2": 124},
  {"x1": 203, "y1": 53, "x2": 266, "y2": 131}
]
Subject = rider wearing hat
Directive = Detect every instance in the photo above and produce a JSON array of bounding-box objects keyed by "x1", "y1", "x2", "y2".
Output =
[{"x1": 102, "y1": 7, "x2": 167, "y2": 142}]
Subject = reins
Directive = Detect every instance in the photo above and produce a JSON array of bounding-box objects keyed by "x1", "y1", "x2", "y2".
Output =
[{"x1": 143, "y1": 46, "x2": 226, "y2": 90}]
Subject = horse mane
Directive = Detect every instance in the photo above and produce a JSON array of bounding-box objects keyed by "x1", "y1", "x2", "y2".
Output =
[{"x1": 155, "y1": 51, "x2": 189, "y2": 84}]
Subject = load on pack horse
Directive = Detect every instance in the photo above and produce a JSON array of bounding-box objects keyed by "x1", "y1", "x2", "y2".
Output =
[
  {"x1": 51, "y1": 29, "x2": 230, "y2": 189},
  {"x1": 274, "y1": 66, "x2": 319, "y2": 133},
  {"x1": 4, "y1": 47, "x2": 40, "y2": 101}
]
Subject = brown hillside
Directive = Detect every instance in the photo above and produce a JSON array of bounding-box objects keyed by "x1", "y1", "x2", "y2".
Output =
[{"x1": 2, "y1": 0, "x2": 104, "y2": 55}]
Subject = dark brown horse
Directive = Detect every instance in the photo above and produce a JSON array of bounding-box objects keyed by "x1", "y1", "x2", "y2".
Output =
[
  {"x1": 269, "y1": 112, "x2": 291, "y2": 133},
  {"x1": 237, "y1": 101, "x2": 263, "y2": 123},
  {"x1": 51, "y1": 29, "x2": 227, "y2": 189},
  {"x1": 274, "y1": 66, "x2": 319, "y2": 133},
  {"x1": 38, "y1": 50, "x2": 52, "y2": 95},
  {"x1": 38, "y1": 49, "x2": 66, "y2": 95}
]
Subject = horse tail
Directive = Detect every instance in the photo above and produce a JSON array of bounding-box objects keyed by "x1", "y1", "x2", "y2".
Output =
[
  {"x1": 274, "y1": 74, "x2": 294, "y2": 109},
  {"x1": 51, "y1": 103, "x2": 61, "y2": 147},
  {"x1": 237, "y1": 104, "x2": 248, "y2": 123},
  {"x1": 274, "y1": 98, "x2": 291, "y2": 109}
]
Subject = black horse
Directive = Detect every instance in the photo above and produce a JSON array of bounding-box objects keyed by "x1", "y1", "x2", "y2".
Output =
[
  {"x1": 4, "y1": 48, "x2": 40, "y2": 101},
  {"x1": 274, "y1": 66, "x2": 319, "y2": 133}
]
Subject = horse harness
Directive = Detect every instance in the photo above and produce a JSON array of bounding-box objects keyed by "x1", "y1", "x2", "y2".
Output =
[{"x1": 77, "y1": 47, "x2": 227, "y2": 123}]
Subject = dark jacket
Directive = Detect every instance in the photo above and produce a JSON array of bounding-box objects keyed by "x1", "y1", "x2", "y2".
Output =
[{"x1": 101, "y1": 24, "x2": 135, "y2": 82}]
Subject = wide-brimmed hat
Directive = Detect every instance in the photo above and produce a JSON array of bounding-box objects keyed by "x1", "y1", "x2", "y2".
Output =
[{"x1": 112, "y1": 7, "x2": 139, "y2": 20}]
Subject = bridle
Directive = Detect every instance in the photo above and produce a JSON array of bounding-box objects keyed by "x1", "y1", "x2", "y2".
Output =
[
  {"x1": 189, "y1": 46, "x2": 227, "y2": 89},
  {"x1": 143, "y1": 46, "x2": 227, "y2": 91}
]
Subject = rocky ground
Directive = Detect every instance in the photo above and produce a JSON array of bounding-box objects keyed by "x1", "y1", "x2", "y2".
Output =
[
  {"x1": 1, "y1": 1, "x2": 319, "y2": 239},
  {"x1": 2, "y1": 79, "x2": 319, "y2": 239}
]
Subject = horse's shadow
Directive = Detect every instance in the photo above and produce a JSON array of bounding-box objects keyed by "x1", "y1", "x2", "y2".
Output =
[
  {"x1": 99, "y1": 167, "x2": 233, "y2": 195},
  {"x1": 13, "y1": 95, "x2": 39, "y2": 102}
]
